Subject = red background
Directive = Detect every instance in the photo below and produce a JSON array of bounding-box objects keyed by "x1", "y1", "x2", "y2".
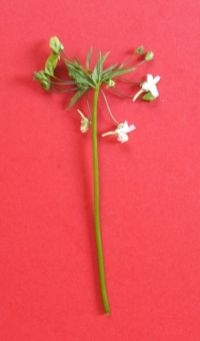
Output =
[{"x1": 0, "y1": 1, "x2": 200, "y2": 340}]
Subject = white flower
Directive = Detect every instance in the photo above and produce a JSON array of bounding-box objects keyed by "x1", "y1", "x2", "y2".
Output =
[
  {"x1": 77, "y1": 109, "x2": 90, "y2": 133},
  {"x1": 142, "y1": 74, "x2": 160, "y2": 96},
  {"x1": 133, "y1": 74, "x2": 160, "y2": 101},
  {"x1": 102, "y1": 121, "x2": 136, "y2": 143}
]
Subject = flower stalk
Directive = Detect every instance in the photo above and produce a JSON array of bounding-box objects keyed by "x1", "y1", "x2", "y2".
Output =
[{"x1": 92, "y1": 86, "x2": 110, "y2": 314}]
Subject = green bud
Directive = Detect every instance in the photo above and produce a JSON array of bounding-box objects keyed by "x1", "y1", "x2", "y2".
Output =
[
  {"x1": 45, "y1": 54, "x2": 60, "y2": 76},
  {"x1": 135, "y1": 45, "x2": 145, "y2": 55},
  {"x1": 34, "y1": 70, "x2": 45, "y2": 80},
  {"x1": 145, "y1": 51, "x2": 154, "y2": 61},
  {"x1": 34, "y1": 71, "x2": 51, "y2": 90},
  {"x1": 41, "y1": 78, "x2": 51, "y2": 90},
  {"x1": 49, "y1": 36, "x2": 64, "y2": 54},
  {"x1": 107, "y1": 79, "x2": 115, "y2": 87}
]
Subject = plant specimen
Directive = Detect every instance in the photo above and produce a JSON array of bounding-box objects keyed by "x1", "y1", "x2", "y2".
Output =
[{"x1": 34, "y1": 37, "x2": 160, "y2": 315}]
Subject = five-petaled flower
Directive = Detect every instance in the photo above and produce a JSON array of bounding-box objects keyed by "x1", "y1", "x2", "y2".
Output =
[
  {"x1": 133, "y1": 74, "x2": 160, "y2": 101},
  {"x1": 77, "y1": 109, "x2": 90, "y2": 133},
  {"x1": 102, "y1": 121, "x2": 136, "y2": 143}
]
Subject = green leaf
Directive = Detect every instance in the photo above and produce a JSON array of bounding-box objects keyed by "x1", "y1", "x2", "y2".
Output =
[
  {"x1": 92, "y1": 51, "x2": 101, "y2": 83},
  {"x1": 65, "y1": 59, "x2": 95, "y2": 88},
  {"x1": 91, "y1": 64, "x2": 98, "y2": 83},
  {"x1": 67, "y1": 89, "x2": 87, "y2": 108},
  {"x1": 97, "y1": 52, "x2": 103, "y2": 81},
  {"x1": 102, "y1": 64, "x2": 118, "y2": 75},
  {"x1": 135, "y1": 45, "x2": 145, "y2": 55},
  {"x1": 101, "y1": 51, "x2": 110, "y2": 64},
  {"x1": 108, "y1": 66, "x2": 135, "y2": 79},
  {"x1": 49, "y1": 36, "x2": 64, "y2": 54},
  {"x1": 142, "y1": 92, "x2": 155, "y2": 101},
  {"x1": 92, "y1": 51, "x2": 110, "y2": 84},
  {"x1": 34, "y1": 71, "x2": 51, "y2": 90},
  {"x1": 145, "y1": 51, "x2": 154, "y2": 61},
  {"x1": 86, "y1": 47, "x2": 93, "y2": 69},
  {"x1": 45, "y1": 54, "x2": 59, "y2": 76}
]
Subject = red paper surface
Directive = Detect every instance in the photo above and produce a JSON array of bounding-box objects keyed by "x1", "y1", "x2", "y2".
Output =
[{"x1": 0, "y1": 1, "x2": 200, "y2": 340}]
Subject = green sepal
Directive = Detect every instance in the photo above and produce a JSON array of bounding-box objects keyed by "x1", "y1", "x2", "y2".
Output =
[
  {"x1": 49, "y1": 36, "x2": 64, "y2": 54},
  {"x1": 145, "y1": 51, "x2": 154, "y2": 61},
  {"x1": 142, "y1": 92, "x2": 156, "y2": 101},
  {"x1": 45, "y1": 53, "x2": 60, "y2": 76}
]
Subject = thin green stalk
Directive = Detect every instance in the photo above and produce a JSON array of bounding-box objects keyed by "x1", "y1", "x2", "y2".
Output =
[{"x1": 92, "y1": 86, "x2": 111, "y2": 315}]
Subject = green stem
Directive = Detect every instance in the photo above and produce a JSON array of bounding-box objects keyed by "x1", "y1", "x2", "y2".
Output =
[{"x1": 92, "y1": 86, "x2": 111, "y2": 315}]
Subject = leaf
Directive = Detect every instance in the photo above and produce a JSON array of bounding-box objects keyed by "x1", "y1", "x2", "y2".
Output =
[
  {"x1": 67, "y1": 89, "x2": 87, "y2": 108},
  {"x1": 65, "y1": 59, "x2": 95, "y2": 88},
  {"x1": 91, "y1": 64, "x2": 98, "y2": 83},
  {"x1": 97, "y1": 52, "x2": 103, "y2": 81},
  {"x1": 142, "y1": 92, "x2": 155, "y2": 101},
  {"x1": 92, "y1": 51, "x2": 110, "y2": 84},
  {"x1": 102, "y1": 64, "x2": 118, "y2": 75},
  {"x1": 145, "y1": 51, "x2": 154, "y2": 61},
  {"x1": 45, "y1": 54, "x2": 59, "y2": 76},
  {"x1": 108, "y1": 66, "x2": 135, "y2": 79},
  {"x1": 117, "y1": 63, "x2": 125, "y2": 69},
  {"x1": 92, "y1": 52, "x2": 101, "y2": 83},
  {"x1": 49, "y1": 36, "x2": 64, "y2": 54},
  {"x1": 86, "y1": 47, "x2": 93, "y2": 69},
  {"x1": 101, "y1": 51, "x2": 110, "y2": 64},
  {"x1": 102, "y1": 64, "x2": 120, "y2": 82},
  {"x1": 135, "y1": 45, "x2": 145, "y2": 55}
]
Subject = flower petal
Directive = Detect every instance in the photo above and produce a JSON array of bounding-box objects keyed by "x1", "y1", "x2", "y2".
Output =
[
  {"x1": 150, "y1": 85, "x2": 159, "y2": 97},
  {"x1": 142, "y1": 81, "x2": 150, "y2": 92},
  {"x1": 147, "y1": 74, "x2": 154, "y2": 83},
  {"x1": 117, "y1": 132, "x2": 129, "y2": 143},
  {"x1": 127, "y1": 123, "x2": 136, "y2": 132},
  {"x1": 154, "y1": 75, "x2": 161, "y2": 84}
]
